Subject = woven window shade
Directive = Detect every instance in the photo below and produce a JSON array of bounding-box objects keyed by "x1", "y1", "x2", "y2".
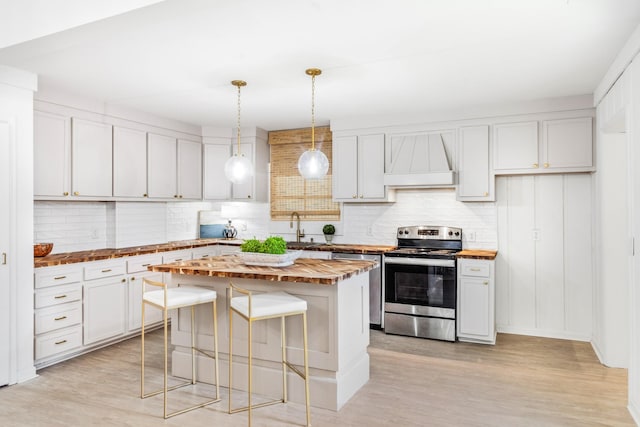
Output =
[{"x1": 269, "y1": 126, "x2": 340, "y2": 221}]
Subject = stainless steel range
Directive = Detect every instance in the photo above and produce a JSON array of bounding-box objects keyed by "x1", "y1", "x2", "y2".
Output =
[{"x1": 384, "y1": 225, "x2": 462, "y2": 341}]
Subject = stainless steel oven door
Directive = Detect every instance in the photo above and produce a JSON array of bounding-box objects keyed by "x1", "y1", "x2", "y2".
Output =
[{"x1": 384, "y1": 257, "x2": 456, "y2": 309}]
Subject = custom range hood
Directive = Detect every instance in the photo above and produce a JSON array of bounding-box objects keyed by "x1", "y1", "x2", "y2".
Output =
[{"x1": 383, "y1": 131, "x2": 456, "y2": 187}]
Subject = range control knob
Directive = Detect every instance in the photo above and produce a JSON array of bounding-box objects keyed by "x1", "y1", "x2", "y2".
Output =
[
  {"x1": 404, "y1": 230, "x2": 409, "y2": 235},
  {"x1": 455, "y1": 231, "x2": 460, "y2": 236},
  {"x1": 448, "y1": 231, "x2": 453, "y2": 236}
]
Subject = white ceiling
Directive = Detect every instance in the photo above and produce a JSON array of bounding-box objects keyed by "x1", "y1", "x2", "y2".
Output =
[{"x1": 1, "y1": 0, "x2": 639, "y2": 131}]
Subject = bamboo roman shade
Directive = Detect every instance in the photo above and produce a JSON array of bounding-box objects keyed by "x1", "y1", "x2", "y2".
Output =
[{"x1": 269, "y1": 126, "x2": 340, "y2": 221}]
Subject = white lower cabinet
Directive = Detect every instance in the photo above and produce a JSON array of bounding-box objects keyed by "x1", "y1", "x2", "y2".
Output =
[
  {"x1": 126, "y1": 253, "x2": 164, "y2": 331},
  {"x1": 83, "y1": 274, "x2": 127, "y2": 345},
  {"x1": 457, "y1": 258, "x2": 496, "y2": 344}
]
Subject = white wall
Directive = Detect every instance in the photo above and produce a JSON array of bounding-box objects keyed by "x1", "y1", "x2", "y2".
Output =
[
  {"x1": 592, "y1": 131, "x2": 629, "y2": 368},
  {"x1": 0, "y1": 65, "x2": 37, "y2": 384}
]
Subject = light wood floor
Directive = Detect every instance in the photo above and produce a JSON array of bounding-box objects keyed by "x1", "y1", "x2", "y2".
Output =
[{"x1": 0, "y1": 330, "x2": 634, "y2": 426}]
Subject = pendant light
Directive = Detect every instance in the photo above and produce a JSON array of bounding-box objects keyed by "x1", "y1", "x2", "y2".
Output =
[
  {"x1": 298, "y1": 68, "x2": 329, "y2": 180},
  {"x1": 224, "y1": 80, "x2": 253, "y2": 184}
]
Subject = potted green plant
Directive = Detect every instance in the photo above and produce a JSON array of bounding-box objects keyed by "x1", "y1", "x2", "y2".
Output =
[{"x1": 322, "y1": 224, "x2": 335, "y2": 244}]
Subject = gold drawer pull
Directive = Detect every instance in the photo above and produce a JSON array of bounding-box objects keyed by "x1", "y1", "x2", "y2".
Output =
[
  {"x1": 131, "y1": 277, "x2": 136, "y2": 281},
  {"x1": 54, "y1": 315, "x2": 67, "y2": 321},
  {"x1": 544, "y1": 162, "x2": 549, "y2": 168},
  {"x1": 533, "y1": 163, "x2": 539, "y2": 168},
  {"x1": 469, "y1": 268, "x2": 481, "y2": 271},
  {"x1": 101, "y1": 269, "x2": 112, "y2": 273},
  {"x1": 174, "y1": 258, "x2": 183, "y2": 262},
  {"x1": 54, "y1": 295, "x2": 67, "y2": 299},
  {"x1": 54, "y1": 276, "x2": 67, "y2": 280},
  {"x1": 54, "y1": 339, "x2": 67, "y2": 345},
  {"x1": 141, "y1": 263, "x2": 151, "y2": 267}
]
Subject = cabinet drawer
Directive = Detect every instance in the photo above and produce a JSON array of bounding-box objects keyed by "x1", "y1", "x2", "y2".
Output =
[
  {"x1": 127, "y1": 254, "x2": 163, "y2": 273},
  {"x1": 459, "y1": 262, "x2": 490, "y2": 277},
  {"x1": 35, "y1": 283, "x2": 82, "y2": 309},
  {"x1": 35, "y1": 325, "x2": 83, "y2": 360},
  {"x1": 162, "y1": 250, "x2": 192, "y2": 264},
  {"x1": 35, "y1": 301, "x2": 82, "y2": 334},
  {"x1": 191, "y1": 246, "x2": 216, "y2": 259},
  {"x1": 34, "y1": 266, "x2": 83, "y2": 289},
  {"x1": 84, "y1": 260, "x2": 126, "y2": 280}
]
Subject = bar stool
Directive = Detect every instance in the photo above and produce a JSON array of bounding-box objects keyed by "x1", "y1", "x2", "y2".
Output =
[
  {"x1": 228, "y1": 281, "x2": 311, "y2": 427},
  {"x1": 140, "y1": 278, "x2": 221, "y2": 419}
]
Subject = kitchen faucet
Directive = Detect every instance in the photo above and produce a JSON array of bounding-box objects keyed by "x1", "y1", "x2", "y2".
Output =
[{"x1": 290, "y1": 211, "x2": 305, "y2": 243}]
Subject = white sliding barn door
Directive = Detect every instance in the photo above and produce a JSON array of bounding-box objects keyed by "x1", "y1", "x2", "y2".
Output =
[
  {"x1": 496, "y1": 174, "x2": 593, "y2": 340},
  {"x1": 0, "y1": 121, "x2": 11, "y2": 386}
]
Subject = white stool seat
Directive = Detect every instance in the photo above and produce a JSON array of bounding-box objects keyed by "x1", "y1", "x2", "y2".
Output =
[
  {"x1": 230, "y1": 291, "x2": 307, "y2": 318},
  {"x1": 144, "y1": 287, "x2": 217, "y2": 309}
]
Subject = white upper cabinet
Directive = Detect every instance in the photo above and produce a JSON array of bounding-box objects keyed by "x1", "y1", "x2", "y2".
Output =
[
  {"x1": 177, "y1": 139, "x2": 202, "y2": 200},
  {"x1": 203, "y1": 140, "x2": 231, "y2": 200},
  {"x1": 229, "y1": 130, "x2": 269, "y2": 202},
  {"x1": 493, "y1": 121, "x2": 539, "y2": 172},
  {"x1": 34, "y1": 111, "x2": 71, "y2": 198},
  {"x1": 148, "y1": 134, "x2": 202, "y2": 200},
  {"x1": 113, "y1": 127, "x2": 147, "y2": 198},
  {"x1": 333, "y1": 133, "x2": 391, "y2": 202},
  {"x1": 231, "y1": 142, "x2": 254, "y2": 200},
  {"x1": 493, "y1": 117, "x2": 593, "y2": 174},
  {"x1": 542, "y1": 117, "x2": 593, "y2": 170},
  {"x1": 71, "y1": 118, "x2": 113, "y2": 197},
  {"x1": 457, "y1": 125, "x2": 494, "y2": 201}
]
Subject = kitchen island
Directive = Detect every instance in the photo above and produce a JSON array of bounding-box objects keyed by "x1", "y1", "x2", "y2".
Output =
[{"x1": 148, "y1": 254, "x2": 378, "y2": 411}]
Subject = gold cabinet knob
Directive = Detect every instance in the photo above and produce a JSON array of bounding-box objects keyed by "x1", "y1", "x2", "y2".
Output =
[
  {"x1": 352, "y1": 195, "x2": 357, "y2": 198},
  {"x1": 130, "y1": 277, "x2": 136, "y2": 281},
  {"x1": 483, "y1": 281, "x2": 489, "y2": 285},
  {"x1": 532, "y1": 163, "x2": 539, "y2": 168},
  {"x1": 483, "y1": 192, "x2": 489, "y2": 197},
  {"x1": 174, "y1": 195, "x2": 178, "y2": 198},
  {"x1": 247, "y1": 195, "x2": 252, "y2": 199},
  {"x1": 73, "y1": 191, "x2": 79, "y2": 196},
  {"x1": 178, "y1": 195, "x2": 183, "y2": 199},
  {"x1": 121, "y1": 278, "x2": 126, "y2": 283},
  {"x1": 63, "y1": 192, "x2": 69, "y2": 196},
  {"x1": 544, "y1": 163, "x2": 549, "y2": 168},
  {"x1": 143, "y1": 193, "x2": 148, "y2": 197}
]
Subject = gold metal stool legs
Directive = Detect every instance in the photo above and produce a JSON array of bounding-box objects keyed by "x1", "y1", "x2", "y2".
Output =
[
  {"x1": 228, "y1": 283, "x2": 312, "y2": 426},
  {"x1": 140, "y1": 292, "x2": 220, "y2": 419}
]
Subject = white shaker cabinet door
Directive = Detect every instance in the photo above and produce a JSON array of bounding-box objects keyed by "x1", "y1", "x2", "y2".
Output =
[
  {"x1": 177, "y1": 139, "x2": 202, "y2": 200},
  {"x1": 231, "y1": 142, "x2": 254, "y2": 200},
  {"x1": 34, "y1": 111, "x2": 71, "y2": 198},
  {"x1": 84, "y1": 277, "x2": 127, "y2": 345},
  {"x1": 542, "y1": 117, "x2": 593, "y2": 170},
  {"x1": 493, "y1": 121, "x2": 538, "y2": 172},
  {"x1": 113, "y1": 127, "x2": 147, "y2": 198},
  {"x1": 148, "y1": 133, "x2": 177, "y2": 199},
  {"x1": 332, "y1": 135, "x2": 359, "y2": 201},
  {"x1": 358, "y1": 134, "x2": 386, "y2": 199},
  {"x1": 127, "y1": 271, "x2": 164, "y2": 332},
  {"x1": 203, "y1": 143, "x2": 231, "y2": 200},
  {"x1": 457, "y1": 125, "x2": 493, "y2": 201},
  {"x1": 71, "y1": 118, "x2": 113, "y2": 197}
]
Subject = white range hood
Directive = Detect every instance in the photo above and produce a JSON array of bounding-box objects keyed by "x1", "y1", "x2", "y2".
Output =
[{"x1": 383, "y1": 131, "x2": 456, "y2": 187}]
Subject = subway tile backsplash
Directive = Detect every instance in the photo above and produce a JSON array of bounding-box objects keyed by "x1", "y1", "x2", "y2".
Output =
[{"x1": 34, "y1": 189, "x2": 497, "y2": 254}]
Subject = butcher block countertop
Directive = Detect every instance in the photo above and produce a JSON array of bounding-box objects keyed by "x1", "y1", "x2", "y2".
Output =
[
  {"x1": 33, "y1": 238, "x2": 242, "y2": 268},
  {"x1": 456, "y1": 249, "x2": 498, "y2": 260},
  {"x1": 148, "y1": 255, "x2": 378, "y2": 285},
  {"x1": 286, "y1": 242, "x2": 396, "y2": 254}
]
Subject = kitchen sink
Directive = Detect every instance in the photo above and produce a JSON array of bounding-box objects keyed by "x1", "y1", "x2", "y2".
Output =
[{"x1": 285, "y1": 241, "x2": 325, "y2": 249}]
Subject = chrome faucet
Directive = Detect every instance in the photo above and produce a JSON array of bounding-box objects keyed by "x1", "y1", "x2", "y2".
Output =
[{"x1": 290, "y1": 211, "x2": 305, "y2": 243}]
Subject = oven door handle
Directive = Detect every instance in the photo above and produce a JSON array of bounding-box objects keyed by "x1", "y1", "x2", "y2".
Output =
[{"x1": 384, "y1": 257, "x2": 455, "y2": 267}]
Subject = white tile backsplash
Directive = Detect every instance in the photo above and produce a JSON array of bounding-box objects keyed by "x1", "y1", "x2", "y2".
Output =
[{"x1": 34, "y1": 189, "x2": 498, "y2": 254}]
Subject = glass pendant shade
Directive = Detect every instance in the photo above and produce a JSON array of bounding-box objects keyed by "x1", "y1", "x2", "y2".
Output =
[
  {"x1": 224, "y1": 154, "x2": 253, "y2": 184},
  {"x1": 298, "y1": 148, "x2": 329, "y2": 180}
]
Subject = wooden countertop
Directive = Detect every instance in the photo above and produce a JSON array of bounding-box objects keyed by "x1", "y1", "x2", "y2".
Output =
[
  {"x1": 456, "y1": 249, "x2": 498, "y2": 260},
  {"x1": 33, "y1": 238, "x2": 242, "y2": 268},
  {"x1": 286, "y1": 242, "x2": 396, "y2": 254},
  {"x1": 148, "y1": 255, "x2": 378, "y2": 285}
]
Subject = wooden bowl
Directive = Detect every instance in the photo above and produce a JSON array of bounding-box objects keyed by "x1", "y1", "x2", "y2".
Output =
[{"x1": 34, "y1": 243, "x2": 53, "y2": 257}]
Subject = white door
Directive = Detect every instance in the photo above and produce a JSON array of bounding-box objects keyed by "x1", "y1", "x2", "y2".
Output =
[{"x1": 0, "y1": 121, "x2": 11, "y2": 386}]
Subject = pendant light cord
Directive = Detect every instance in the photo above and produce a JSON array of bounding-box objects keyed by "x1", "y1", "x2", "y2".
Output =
[
  {"x1": 236, "y1": 82, "x2": 242, "y2": 155},
  {"x1": 311, "y1": 73, "x2": 316, "y2": 151}
]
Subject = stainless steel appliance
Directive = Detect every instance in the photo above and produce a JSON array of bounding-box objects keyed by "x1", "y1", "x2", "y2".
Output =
[
  {"x1": 384, "y1": 225, "x2": 462, "y2": 341},
  {"x1": 332, "y1": 252, "x2": 383, "y2": 329}
]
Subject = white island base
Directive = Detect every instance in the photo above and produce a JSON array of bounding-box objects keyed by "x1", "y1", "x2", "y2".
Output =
[{"x1": 167, "y1": 272, "x2": 370, "y2": 411}]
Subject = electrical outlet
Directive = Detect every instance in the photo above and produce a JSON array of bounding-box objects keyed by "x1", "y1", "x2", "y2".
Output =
[
  {"x1": 366, "y1": 225, "x2": 373, "y2": 236},
  {"x1": 466, "y1": 231, "x2": 476, "y2": 242},
  {"x1": 90, "y1": 229, "x2": 99, "y2": 239},
  {"x1": 532, "y1": 229, "x2": 541, "y2": 241}
]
